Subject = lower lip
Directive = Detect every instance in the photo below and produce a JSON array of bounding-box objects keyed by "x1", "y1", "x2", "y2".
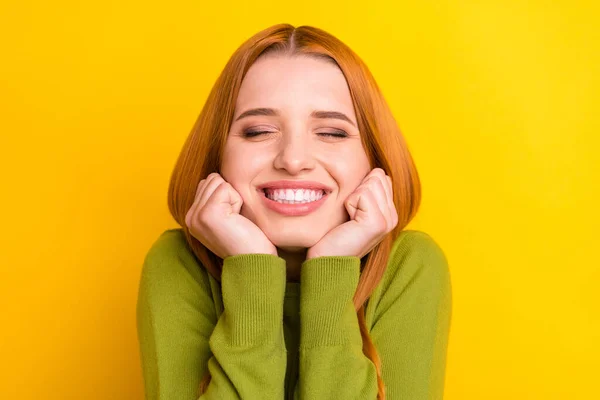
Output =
[{"x1": 259, "y1": 190, "x2": 328, "y2": 216}]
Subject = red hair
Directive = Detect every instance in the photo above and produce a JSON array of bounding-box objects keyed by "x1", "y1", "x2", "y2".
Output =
[{"x1": 167, "y1": 23, "x2": 421, "y2": 399}]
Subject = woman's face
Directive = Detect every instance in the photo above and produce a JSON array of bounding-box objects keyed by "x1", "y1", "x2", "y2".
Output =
[{"x1": 221, "y1": 54, "x2": 371, "y2": 252}]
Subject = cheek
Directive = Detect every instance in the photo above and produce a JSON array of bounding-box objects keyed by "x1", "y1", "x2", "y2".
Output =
[
  {"x1": 327, "y1": 155, "x2": 370, "y2": 196},
  {"x1": 222, "y1": 142, "x2": 273, "y2": 177},
  {"x1": 222, "y1": 147, "x2": 255, "y2": 186},
  {"x1": 220, "y1": 149, "x2": 264, "y2": 224}
]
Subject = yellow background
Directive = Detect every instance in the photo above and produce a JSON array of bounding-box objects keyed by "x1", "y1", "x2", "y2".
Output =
[{"x1": 1, "y1": 1, "x2": 598, "y2": 399}]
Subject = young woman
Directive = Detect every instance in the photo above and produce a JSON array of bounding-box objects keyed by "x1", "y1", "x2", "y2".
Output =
[{"x1": 136, "y1": 24, "x2": 452, "y2": 400}]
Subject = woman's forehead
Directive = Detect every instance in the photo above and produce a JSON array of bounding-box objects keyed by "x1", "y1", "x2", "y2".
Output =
[{"x1": 235, "y1": 56, "x2": 355, "y2": 119}]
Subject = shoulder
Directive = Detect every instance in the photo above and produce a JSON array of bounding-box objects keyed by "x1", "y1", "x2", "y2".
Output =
[
  {"x1": 379, "y1": 230, "x2": 452, "y2": 298},
  {"x1": 136, "y1": 229, "x2": 218, "y2": 350},
  {"x1": 144, "y1": 228, "x2": 187, "y2": 259},
  {"x1": 139, "y1": 228, "x2": 212, "y2": 300},
  {"x1": 390, "y1": 230, "x2": 448, "y2": 266},
  {"x1": 144, "y1": 228, "x2": 190, "y2": 264}
]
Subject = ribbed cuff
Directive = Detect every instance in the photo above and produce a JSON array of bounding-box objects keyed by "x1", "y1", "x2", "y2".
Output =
[
  {"x1": 221, "y1": 253, "x2": 286, "y2": 346},
  {"x1": 300, "y1": 256, "x2": 361, "y2": 347}
]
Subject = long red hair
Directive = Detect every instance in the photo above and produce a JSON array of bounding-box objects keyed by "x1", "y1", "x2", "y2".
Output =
[{"x1": 167, "y1": 23, "x2": 421, "y2": 399}]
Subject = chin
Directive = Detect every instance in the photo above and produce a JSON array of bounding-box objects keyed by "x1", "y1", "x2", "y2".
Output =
[
  {"x1": 240, "y1": 203, "x2": 347, "y2": 252},
  {"x1": 264, "y1": 227, "x2": 323, "y2": 251},
  {"x1": 270, "y1": 233, "x2": 320, "y2": 250}
]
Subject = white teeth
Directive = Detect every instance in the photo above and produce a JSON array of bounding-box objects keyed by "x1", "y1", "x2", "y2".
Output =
[
  {"x1": 285, "y1": 189, "x2": 294, "y2": 201},
  {"x1": 265, "y1": 188, "x2": 325, "y2": 203}
]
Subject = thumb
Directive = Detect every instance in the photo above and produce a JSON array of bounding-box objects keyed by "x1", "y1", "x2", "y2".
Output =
[
  {"x1": 227, "y1": 183, "x2": 243, "y2": 214},
  {"x1": 206, "y1": 182, "x2": 243, "y2": 215},
  {"x1": 345, "y1": 189, "x2": 372, "y2": 222},
  {"x1": 345, "y1": 191, "x2": 360, "y2": 220}
]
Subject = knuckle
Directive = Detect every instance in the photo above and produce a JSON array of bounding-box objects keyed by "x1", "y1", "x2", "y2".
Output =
[
  {"x1": 185, "y1": 209, "x2": 194, "y2": 227},
  {"x1": 197, "y1": 208, "x2": 209, "y2": 221},
  {"x1": 215, "y1": 181, "x2": 228, "y2": 193},
  {"x1": 377, "y1": 214, "x2": 388, "y2": 231}
]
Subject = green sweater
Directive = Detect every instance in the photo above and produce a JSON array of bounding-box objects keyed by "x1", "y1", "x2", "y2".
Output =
[{"x1": 136, "y1": 228, "x2": 452, "y2": 399}]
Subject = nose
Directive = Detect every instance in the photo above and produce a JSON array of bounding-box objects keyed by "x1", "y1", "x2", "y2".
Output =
[{"x1": 273, "y1": 129, "x2": 315, "y2": 174}]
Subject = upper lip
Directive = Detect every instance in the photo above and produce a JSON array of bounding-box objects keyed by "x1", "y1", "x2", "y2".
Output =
[{"x1": 258, "y1": 180, "x2": 333, "y2": 193}]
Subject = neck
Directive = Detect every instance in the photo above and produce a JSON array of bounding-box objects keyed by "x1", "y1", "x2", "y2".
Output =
[{"x1": 276, "y1": 247, "x2": 307, "y2": 283}]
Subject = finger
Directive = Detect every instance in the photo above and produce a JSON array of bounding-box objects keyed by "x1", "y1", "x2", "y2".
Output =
[
  {"x1": 371, "y1": 169, "x2": 397, "y2": 230},
  {"x1": 186, "y1": 177, "x2": 208, "y2": 228},
  {"x1": 197, "y1": 173, "x2": 224, "y2": 210},
  {"x1": 360, "y1": 167, "x2": 381, "y2": 184},
  {"x1": 349, "y1": 168, "x2": 385, "y2": 220},
  {"x1": 194, "y1": 179, "x2": 206, "y2": 198},
  {"x1": 226, "y1": 183, "x2": 243, "y2": 214},
  {"x1": 371, "y1": 169, "x2": 391, "y2": 198},
  {"x1": 188, "y1": 173, "x2": 222, "y2": 228},
  {"x1": 355, "y1": 169, "x2": 385, "y2": 207},
  {"x1": 364, "y1": 176, "x2": 392, "y2": 230},
  {"x1": 385, "y1": 175, "x2": 399, "y2": 227},
  {"x1": 346, "y1": 188, "x2": 387, "y2": 231},
  {"x1": 205, "y1": 181, "x2": 242, "y2": 216},
  {"x1": 192, "y1": 173, "x2": 217, "y2": 207},
  {"x1": 346, "y1": 186, "x2": 375, "y2": 219},
  {"x1": 345, "y1": 187, "x2": 367, "y2": 221},
  {"x1": 376, "y1": 173, "x2": 395, "y2": 228},
  {"x1": 363, "y1": 169, "x2": 391, "y2": 207},
  {"x1": 380, "y1": 173, "x2": 392, "y2": 210}
]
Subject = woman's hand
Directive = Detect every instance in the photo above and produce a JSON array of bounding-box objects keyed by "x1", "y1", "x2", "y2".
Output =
[
  {"x1": 185, "y1": 172, "x2": 278, "y2": 258},
  {"x1": 306, "y1": 168, "x2": 398, "y2": 260}
]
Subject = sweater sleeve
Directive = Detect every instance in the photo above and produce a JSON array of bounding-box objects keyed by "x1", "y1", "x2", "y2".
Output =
[
  {"x1": 136, "y1": 230, "x2": 288, "y2": 400},
  {"x1": 296, "y1": 231, "x2": 452, "y2": 399}
]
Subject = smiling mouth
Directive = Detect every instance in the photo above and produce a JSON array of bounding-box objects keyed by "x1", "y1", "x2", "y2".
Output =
[{"x1": 260, "y1": 188, "x2": 329, "y2": 204}]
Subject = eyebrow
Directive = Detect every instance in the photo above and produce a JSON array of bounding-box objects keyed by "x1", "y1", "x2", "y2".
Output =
[{"x1": 234, "y1": 107, "x2": 357, "y2": 127}]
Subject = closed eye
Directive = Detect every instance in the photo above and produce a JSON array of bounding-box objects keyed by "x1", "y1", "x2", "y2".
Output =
[
  {"x1": 242, "y1": 130, "x2": 274, "y2": 138},
  {"x1": 320, "y1": 131, "x2": 348, "y2": 138},
  {"x1": 242, "y1": 130, "x2": 348, "y2": 138}
]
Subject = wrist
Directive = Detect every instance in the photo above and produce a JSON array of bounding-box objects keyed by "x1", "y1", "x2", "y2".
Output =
[{"x1": 306, "y1": 250, "x2": 319, "y2": 260}]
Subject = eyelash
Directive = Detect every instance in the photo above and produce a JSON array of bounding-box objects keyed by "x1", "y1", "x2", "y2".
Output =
[{"x1": 242, "y1": 130, "x2": 348, "y2": 138}]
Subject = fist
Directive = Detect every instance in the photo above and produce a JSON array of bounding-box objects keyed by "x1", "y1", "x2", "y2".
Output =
[
  {"x1": 306, "y1": 168, "x2": 398, "y2": 259},
  {"x1": 185, "y1": 173, "x2": 278, "y2": 259}
]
